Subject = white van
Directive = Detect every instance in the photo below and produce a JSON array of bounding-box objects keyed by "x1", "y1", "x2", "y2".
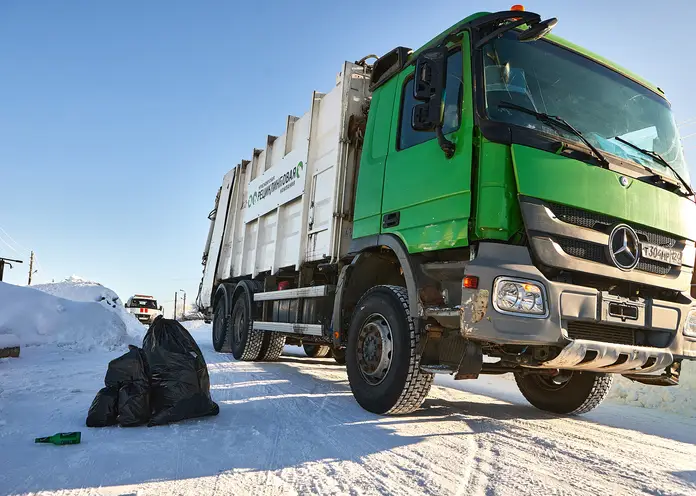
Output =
[{"x1": 125, "y1": 294, "x2": 163, "y2": 325}]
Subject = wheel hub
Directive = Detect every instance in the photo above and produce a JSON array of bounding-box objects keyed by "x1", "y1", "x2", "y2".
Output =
[
  {"x1": 533, "y1": 371, "x2": 573, "y2": 391},
  {"x1": 356, "y1": 313, "x2": 393, "y2": 386},
  {"x1": 213, "y1": 307, "x2": 224, "y2": 343},
  {"x1": 233, "y1": 306, "x2": 245, "y2": 343}
]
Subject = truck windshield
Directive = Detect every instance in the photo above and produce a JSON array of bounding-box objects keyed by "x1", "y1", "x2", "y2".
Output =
[{"x1": 482, "y1": 31, "x2": 690, "y2": 185}]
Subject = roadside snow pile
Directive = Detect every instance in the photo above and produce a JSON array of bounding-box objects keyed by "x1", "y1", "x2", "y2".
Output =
[
  {"x1": 0, "y1": 280, "x2": 143, "y2": 352},
  {"x1": 33, "y1": 276, "x2": 144, "y2": 340},
  {"x1": 608, "y1": 360, "x2": 696, "y2": 417},
  {"x1": 0, "y1": 334, "x2": 20, "y2": 348}
]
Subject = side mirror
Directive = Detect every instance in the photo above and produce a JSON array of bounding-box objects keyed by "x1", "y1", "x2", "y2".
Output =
[
  {"x1": 411, "y1": 47, "x2": 448, "y2": 131},
  {"x1": 517, "y1": 18, "x2": 558, "y2": 42},
  {"x1": 159, "y1": 306, "x2": 163, "y2": 312}
]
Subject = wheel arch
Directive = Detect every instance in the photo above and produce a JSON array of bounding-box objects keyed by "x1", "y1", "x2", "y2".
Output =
[{"x1": 332, "y1": 234, "x2": 421, "y2": 346}]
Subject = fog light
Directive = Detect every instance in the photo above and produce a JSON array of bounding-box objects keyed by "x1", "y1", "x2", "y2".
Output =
[
  {"x1": 684, "y1": 308, "x2": 696, "y2": 338},
  {"x1": 493, "y1": 277, "x2": 548, "y2": 318}
]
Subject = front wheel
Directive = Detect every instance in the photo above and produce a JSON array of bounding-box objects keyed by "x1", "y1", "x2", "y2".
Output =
[
  {"x1": 514, "y1": 371, "x2": 613, "y2": 415},
  {"x1": 346, "y1": 285, "x2": 433, "y2": 415}
]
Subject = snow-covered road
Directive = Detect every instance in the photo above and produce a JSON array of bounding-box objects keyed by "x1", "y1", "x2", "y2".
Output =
[{"x1": 2, "y1": 322, "x2": 696, "y2": 496}]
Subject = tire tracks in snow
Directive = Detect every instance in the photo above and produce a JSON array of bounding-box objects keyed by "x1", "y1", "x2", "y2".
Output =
[{"x1": 180, "y1": 331, "x2": 696, "y2": 495}]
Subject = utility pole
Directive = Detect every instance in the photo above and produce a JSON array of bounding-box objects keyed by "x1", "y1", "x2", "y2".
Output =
[
  {"x1": 0, "y1": 257, "x2": 23, "y2": 282},
  {"x1": 179, "y1": 289, "x2": 187, "y2": 320},
  {"x1": 174, "y1": 291, "x2": 178, "y2": 320},
  {"x1": 27, "y1": 251, "x2": 35, "y2": 285}
]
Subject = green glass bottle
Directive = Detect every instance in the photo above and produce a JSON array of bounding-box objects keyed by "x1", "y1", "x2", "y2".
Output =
[{"x1": 34, "y1": 432, "x2": 81, "y2": 445}]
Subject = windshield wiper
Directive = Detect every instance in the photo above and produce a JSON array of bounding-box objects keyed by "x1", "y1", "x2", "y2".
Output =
[
  {"x1": 613, "y1": 136, "x2": 694, "y2": 197},
  {"x1": 498, "y1": 101, "x2": 610, "y2": 168}
]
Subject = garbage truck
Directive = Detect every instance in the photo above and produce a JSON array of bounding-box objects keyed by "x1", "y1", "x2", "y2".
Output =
[{"x1": 196, "y1": 7, "x2": 696, "y2": 416}]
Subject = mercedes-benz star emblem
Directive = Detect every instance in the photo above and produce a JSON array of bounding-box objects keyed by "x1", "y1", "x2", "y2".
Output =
[{"x1": 608, "y1": 224, "x2": 640, "y2": 270}]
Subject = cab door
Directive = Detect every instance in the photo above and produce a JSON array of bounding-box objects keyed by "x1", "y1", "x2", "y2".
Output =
[{"x1": 381, "y1": 34, "x2": 475, "y2": 253}]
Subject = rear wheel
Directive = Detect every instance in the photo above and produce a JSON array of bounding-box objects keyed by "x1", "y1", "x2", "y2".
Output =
[
  {"x1": 257, "y1": 333, "x2": 286, "y2": 361},
  {"x1": 346, "y1": 285, "x2": 433, "y2": 415},
  {"x1": 229, "y1": 295, "x2": 264, "y2": 361},
  {"x1": 212, "y1": 300, "x2": 230, "y2": 352},
  {"x1": 514, "y1": 370, "x2": 613, "y2": 415},
  {"x1": 303, "y1": 344, "x2": 330, "y2": 358}
]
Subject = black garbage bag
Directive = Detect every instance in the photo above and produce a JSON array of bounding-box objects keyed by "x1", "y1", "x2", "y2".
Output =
[
  {"x1": 86, "y1": 344, "x2": 151, "y2": 427},
  {"x1": 142, "y1": 316, "x2": 219, "y2": 426},
  {"x1": 86, "y1": 386, "x2": 118, "y2": 427},
  {"x1": 117, "y1": 382, "x2": 150, "y2": 427},
  {"x1": 104, "y1": 345, "x2": 150, "y2": 388}
]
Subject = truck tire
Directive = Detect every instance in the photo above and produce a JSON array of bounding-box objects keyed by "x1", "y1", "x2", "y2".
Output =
[
  {"x1": 514, "y1": 371, "x2": 613, "y2": 415},
  {"x1": 229, "y1": 295, "x2": 264, "y2": 361},
  {"x1": 346, "y1": 285, "x2": 433, "y2": 415},
  {"x1": 331, "y1": 347, "x2": 346, "y2": 365},
  {"x1": 257, "y1": 333, "x2": 286, "y2": 362},
  {"x1": 303, "y1": 344, "x2": 330, "y2": 358},
  {"x1": 212, "y1": 299, "x2": 231, "y2": 352}
]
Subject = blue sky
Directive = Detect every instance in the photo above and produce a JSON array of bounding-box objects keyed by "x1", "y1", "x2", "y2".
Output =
[{"x1": 1, "y1": 0, "x2": 694, "y2": 316}]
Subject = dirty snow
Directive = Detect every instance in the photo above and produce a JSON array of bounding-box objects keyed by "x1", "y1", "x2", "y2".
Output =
[
  {"x1": 0, "y1": 279, "x2": 143, "y2": 352},
  {"x1": 607, "y1": 361, "x2": 696, "y2": 417},
  {"x1": 1, "y1": 321, "x2": 695, "y2": 496}
]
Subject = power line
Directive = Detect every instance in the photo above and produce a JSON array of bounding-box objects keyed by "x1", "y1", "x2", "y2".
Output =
[
  {"x1": 0, "y1": 226, "x2": 27, "y2": 254},
  {"x1": 679, "y1": 121, "x2": 696, "y2": 130},
  {"x1": 0, "y1": 235, "x2": 20, "y2": 256},
  {"x1": 678, "y1": 117, "x2": 696, "y2": 126}
]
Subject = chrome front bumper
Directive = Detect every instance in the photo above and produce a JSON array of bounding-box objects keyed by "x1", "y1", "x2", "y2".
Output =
[
  {"x1": 533, "y1": 339, "x2": 672, "y2": 374},
  {"x1": 459, "y1": 242, "x2": 696, "y2": 374}
]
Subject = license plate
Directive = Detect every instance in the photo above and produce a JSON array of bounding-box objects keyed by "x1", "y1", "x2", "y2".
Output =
[{"x1": 641, "y1": 242, "x2": 682, "y2": 265}]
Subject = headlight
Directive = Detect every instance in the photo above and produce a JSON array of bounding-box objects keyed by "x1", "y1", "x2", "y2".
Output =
[
  {"x1": 493, "y1": 277, "x2": 548, "y2": 318},
  {"x1": 684, "y1": 308, "x2": 696, "y2": 338}
]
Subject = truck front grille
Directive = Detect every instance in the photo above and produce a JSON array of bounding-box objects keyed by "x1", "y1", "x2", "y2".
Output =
[
  {"x1": 556, "y1": 238, "x2": 604, "y2": 263},
  {"x1": 548, "y1": 202, "x2": 679, "y2": 248},
  {"x1": 566, "y1": 321, "x2": 672, "y2": 348},
  {"x1": 555, "y1": 238, "x2": 673, "y2": 275}
]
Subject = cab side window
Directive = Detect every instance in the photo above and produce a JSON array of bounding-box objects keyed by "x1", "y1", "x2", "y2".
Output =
[{"x1": 398, "y1": 50, "x2": 463, "y2": 150}]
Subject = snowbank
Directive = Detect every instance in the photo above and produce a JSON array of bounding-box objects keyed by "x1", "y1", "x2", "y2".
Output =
[
  {"x1": 0, "y1": 334, "x2": 20, "y2": 348},
  {"x1": 0, "y1": 279, "x2": 143, "y2": 352},
  {"x1": 608, "y1": 360, "x2": 696, "y2": 417},
  {"x1": 32, "y1": 276, "x2": 144, "y2": 341}
]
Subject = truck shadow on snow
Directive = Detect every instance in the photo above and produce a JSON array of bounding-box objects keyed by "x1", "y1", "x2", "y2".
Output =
[
  {"x1": 10, "y1": 354, "x2": 696, "y2": 494},
  {"x1": 671, "y1": 471, "x2": 696, "y2": 485}
]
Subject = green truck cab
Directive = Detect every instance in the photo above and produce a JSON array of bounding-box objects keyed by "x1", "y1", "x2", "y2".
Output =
[
  {"x1": 201, "y1": 8, "x2": 696, "y2": 417},
  {"x1": 347, "y1": 8, "x2": 695, "y2": 414}
]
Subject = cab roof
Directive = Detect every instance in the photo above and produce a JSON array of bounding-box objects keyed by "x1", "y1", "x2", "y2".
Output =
[{"x1": 410, "y1": 10, "x2": 665, "y2": 100}]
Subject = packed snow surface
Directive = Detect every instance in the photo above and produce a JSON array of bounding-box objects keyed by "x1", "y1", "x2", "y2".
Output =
[
  {"x1": 1, "y1": 321, "x2": 695, "y2": 496},
  {"x1": 0, "y1": 278, "x2": 143, "y2": 352}
]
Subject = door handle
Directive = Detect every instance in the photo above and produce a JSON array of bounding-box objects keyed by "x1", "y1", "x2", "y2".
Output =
[{"x1": 382, "y1": 212, "x2": 400, "y2": 229}]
